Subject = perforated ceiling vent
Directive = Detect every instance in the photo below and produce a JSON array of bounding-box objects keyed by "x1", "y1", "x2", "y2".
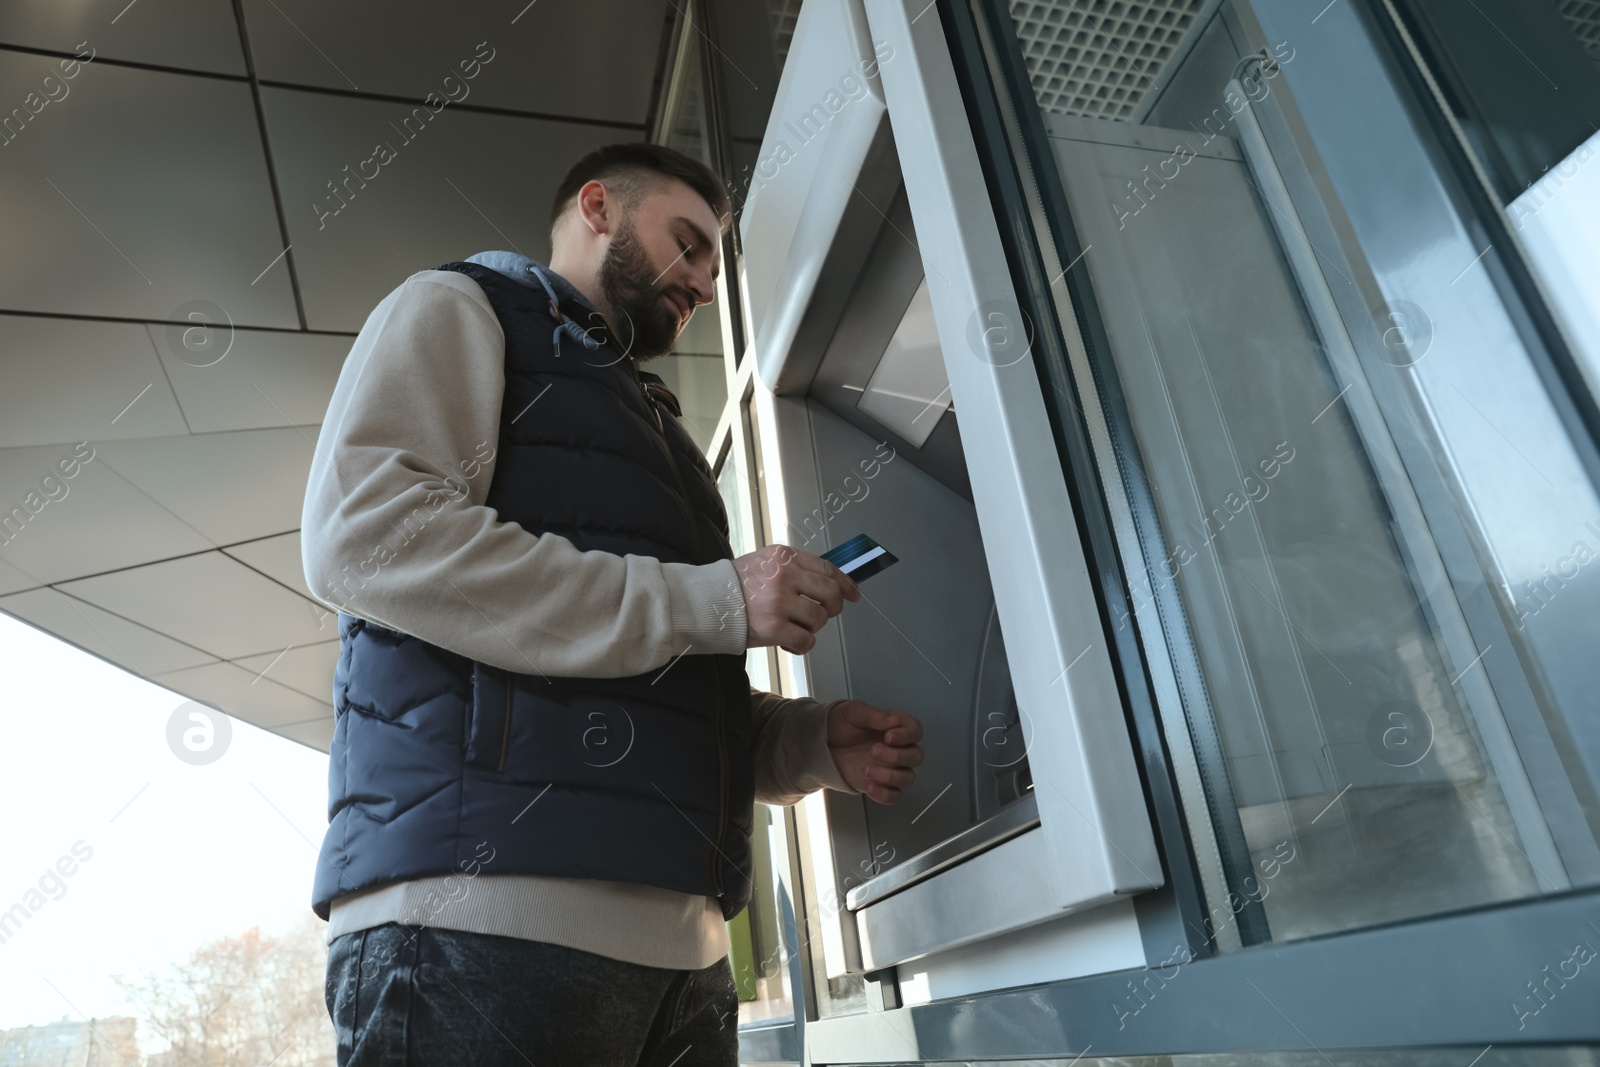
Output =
[
  {"x1": 1559, "y1": 0, "x2": 1600, "y2": 68},
  {"x1": 767, "y1": 0, "x2": 805, "y2": 70},
  {"x1": 1009, "y1": 0, "x2": 1207, "y2": 121}
]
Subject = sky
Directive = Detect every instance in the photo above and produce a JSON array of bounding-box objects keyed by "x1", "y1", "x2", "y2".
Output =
[{"x1": 0, "y1": 609, "x2": 333, "y2": 1046}]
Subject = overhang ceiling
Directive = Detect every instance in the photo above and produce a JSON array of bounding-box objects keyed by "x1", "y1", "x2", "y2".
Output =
[{"x1": 0, "y1": 0, "x2": 674, "y2": 753}]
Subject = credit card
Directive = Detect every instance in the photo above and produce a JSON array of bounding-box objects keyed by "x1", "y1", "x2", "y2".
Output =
[{"x1": 820, "y1": 533, "x2": 899, "y2": 584}]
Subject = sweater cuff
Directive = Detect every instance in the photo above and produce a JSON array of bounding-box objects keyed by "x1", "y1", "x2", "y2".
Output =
[
  {"x1": 789, "y1": 698, "x2": 859, "y2": 796},
  {"x1": 663, "y1": 558, "x2": 748, "y2": 657}
]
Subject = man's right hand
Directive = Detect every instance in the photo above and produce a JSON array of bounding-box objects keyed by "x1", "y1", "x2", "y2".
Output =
[{"x1": 732, "y1": 544, "x2": 861, "y2": 655}]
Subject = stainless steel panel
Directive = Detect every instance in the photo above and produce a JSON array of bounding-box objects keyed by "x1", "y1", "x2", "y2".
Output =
[
  {"x1": 853, "y1": 827, "x2": 1062, "y2": 970},
  {"x1": 747, "y1": 0, "x2": 1163, "y2": 989},
  {"x1": 845, "y1": 791, "x2": 1039, "y2": 910},
  {"x1": 805, "y1": 400, "x2": 1013, "y2": 868},
  {"x1": 741, "y1": 0, "x2": 889, "y2": 394}
]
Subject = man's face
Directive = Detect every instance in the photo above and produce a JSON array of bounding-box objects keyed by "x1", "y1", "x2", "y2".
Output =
[{"x1": 596, "y1": 179, "x2": 722, "y2": 362}]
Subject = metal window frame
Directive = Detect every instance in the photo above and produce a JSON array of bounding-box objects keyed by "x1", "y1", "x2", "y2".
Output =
[{"x1": 805, "y1": 884, "x2": 1600, "y2": 1062}]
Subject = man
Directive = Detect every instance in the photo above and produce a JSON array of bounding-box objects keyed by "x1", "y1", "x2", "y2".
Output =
[{"x1": 301, "y1": 142, "x2": 924, "y2": 1065}]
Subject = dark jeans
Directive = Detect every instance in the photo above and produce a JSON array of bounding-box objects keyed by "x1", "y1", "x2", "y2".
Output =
[{"x1": 325, "y1": 922, "x2": 740, "y2": 1066}]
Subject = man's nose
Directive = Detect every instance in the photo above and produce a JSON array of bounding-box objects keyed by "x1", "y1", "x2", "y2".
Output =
[{"x1": 683, "y1": 266, "x2": 716, "y2": 306}]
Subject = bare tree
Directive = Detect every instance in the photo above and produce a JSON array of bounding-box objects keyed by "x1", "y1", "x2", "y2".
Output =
[{"x1": 114, "y1": 915, "x2": 335, "y2": 1067}]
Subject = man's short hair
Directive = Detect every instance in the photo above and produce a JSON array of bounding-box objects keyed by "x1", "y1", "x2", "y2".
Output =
[{"x1": 550, "y1": 143, "x2": 732, "y2": 237}]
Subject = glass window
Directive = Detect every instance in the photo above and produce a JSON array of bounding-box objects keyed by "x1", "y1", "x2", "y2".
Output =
[
  {"x1": 701, "y1": 0, "x2": 804, "y2": 228},
  {"x1": 653, "y1": 2, "x2": 732, "y2": 456},
  {"x1": 715, "y1": 404, "x2": 800, "y2": 1024},
  {"x1": 655, "y1": 0, "x2": 802, "y2": 377},
  {"x1": 1391, "y1": 0, "x2": 1600, "y2": 473},
  {"x1": 981, "y1": 0, "x2": 1600, "y2": 948}
]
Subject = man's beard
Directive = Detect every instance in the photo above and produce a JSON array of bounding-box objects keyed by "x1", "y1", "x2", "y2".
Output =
[{"x1": 597, "y1": 217, "x2": 685, "y2": 362}]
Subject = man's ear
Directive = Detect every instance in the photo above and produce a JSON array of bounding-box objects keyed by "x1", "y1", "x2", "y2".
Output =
[{"x1": 574, "y1": 180, "x2": 616, "y2": 238}]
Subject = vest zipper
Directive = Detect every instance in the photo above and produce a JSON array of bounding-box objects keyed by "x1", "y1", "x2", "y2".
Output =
[
  {"x1": 625, "y1": 356, "x2": 730, "y2": 900},
  {"x1": 626, "y1": 356, "x2": 665, "y2": 435},
  {"x1": 497, "y1": 668, "x2": 512, "y2": 773}
]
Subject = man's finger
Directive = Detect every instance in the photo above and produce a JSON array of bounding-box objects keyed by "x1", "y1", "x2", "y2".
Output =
[
  {"x1": 847, "y1": 701, "x2": 909, "y2": 735},
  {"x1": 884, "y1": 713, "x2": 923, "y2": 745},
  {"x1": 873, "y1": 742, "x2": 923, "y2": 768},
  {"x1": 791, "y1": 550, "x2": 862, "y2": 601},
  {"x1": 867, "y1": 764, "x2": 915, "y2": 789},
  {"x1": 789, "y1": 566, "x2": 847, "y2": 617}
]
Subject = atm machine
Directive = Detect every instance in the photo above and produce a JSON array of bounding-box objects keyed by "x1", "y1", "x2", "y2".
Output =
[{"x1": 735, "y1": 0, "x2": 1165, "y2": 996}]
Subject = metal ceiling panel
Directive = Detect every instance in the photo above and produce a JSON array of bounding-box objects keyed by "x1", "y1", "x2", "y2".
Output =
[
  {"x1": 0, "y1": 442, "x2": 213, "y2": 583},
  {"x1": 94, "y1": 426, "x2": 313, "y2": 546},
  {"x1": 153, "y1": 660, "x2": 333, "y2": 729},
  {"x1": 0, "y1": 556, "x2": 39, "y2": 596},
  {"x1": 0, "y1": 314, "x2": 188, "y2": 448},
  {"x1": 223, "y1": 530, "x2": 317, "y2": 601},
  {"x1": 0, "y1": 585, "x2": 217, "y2": 675},
  {"x1": 260, "y1": 85, "x2": 636, "y2": 331},
  {"x1": 0, "y1": 2, "x2": 245, "y2": 76},
  {"x1": 272, "y1": 712, "x2": 335, "y2": 752},
  {"x1": 234, "y1": 639, "x2": 339, "y2": 702},
  {"x1": 148, "y1": 324, "x2": 350, "y2": 434},
  {"x1": 58, "y1": 550, "x2": 329, "y2": 660},
  {"x1": 239, "y1": 0, "x2": 660, "y2": 125},
  {"x1": 0, "y1": 55, "x2": 299, "y2": 326}
]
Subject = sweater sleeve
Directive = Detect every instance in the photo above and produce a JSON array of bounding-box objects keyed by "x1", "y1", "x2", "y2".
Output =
[
  {"x1": 300, "y1": 270, "x2": 748, "y2": 678},
  {"x1": 750, "y1": 688, "x2": 861, "y2": 806}
]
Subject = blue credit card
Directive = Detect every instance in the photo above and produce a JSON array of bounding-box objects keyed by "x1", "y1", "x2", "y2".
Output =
[{"x1": 820, "y1": 533, "x2": 899, "y2": 583}]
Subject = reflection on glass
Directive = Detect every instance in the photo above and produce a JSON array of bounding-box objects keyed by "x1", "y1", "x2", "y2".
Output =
[
  {"x1": 855, "y1": 279, "x2": 952, "y2": 447},
  {"x1": 654, "y1": 5, "x2": 729, "y2": 456},
  {"x1": 997, "y1": 1, "x2": 1600, "y2": 947},
  {"x1": 1054, "y1": 108, "x2": 1546, "y2": 942},
  {"x1": 717, "y1": 451, "x2": 770, "y2": 694},
  {"x1": 716, "y1": 416, "x2": 798, "y2": 1023}
]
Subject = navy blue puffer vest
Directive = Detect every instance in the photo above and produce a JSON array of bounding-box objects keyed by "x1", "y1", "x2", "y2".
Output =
[{"x1": 311, "y1": 260, "x2": 755, "y2": 922}]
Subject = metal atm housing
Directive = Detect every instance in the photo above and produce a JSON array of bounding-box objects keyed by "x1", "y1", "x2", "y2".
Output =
[{"x1": 738, "y1": 0, "x2": 1162, "y2": 981}]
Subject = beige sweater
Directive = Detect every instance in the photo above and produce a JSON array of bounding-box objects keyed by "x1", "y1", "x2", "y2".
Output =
[{"x1": 301, "y1": 267, "x2": 857, "y2": 969}]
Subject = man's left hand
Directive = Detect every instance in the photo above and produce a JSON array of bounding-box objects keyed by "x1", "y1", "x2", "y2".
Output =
[{"x1": 826, "y1": 700, "x2": 924, "y2": 804}]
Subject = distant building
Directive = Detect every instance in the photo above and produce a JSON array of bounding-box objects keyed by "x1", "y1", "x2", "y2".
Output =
[{"x1": 0, "y1": 1016, "x2": 141, "y2": 1067}]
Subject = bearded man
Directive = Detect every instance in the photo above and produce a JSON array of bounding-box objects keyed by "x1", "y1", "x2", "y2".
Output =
[{"x1": 300, "y1": 142, "x2": 923, "y2": 1065}]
